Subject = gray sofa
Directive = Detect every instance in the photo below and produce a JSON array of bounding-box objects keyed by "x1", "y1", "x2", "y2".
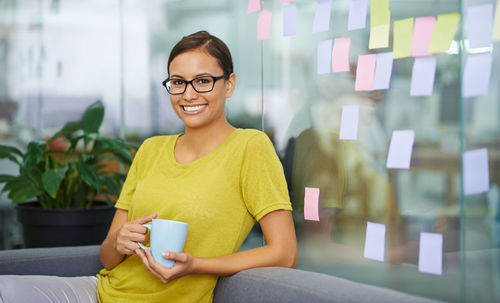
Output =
[{"x1": 0, "y1": 245, "x2": 441, "y2": 302}]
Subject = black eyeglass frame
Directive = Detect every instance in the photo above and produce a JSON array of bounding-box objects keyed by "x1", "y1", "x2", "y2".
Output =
[{"x1": 162, "y1": 75, "x2": 227, "y2": 95}]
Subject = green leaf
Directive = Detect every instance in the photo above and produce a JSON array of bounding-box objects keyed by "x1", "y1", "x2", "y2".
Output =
[
  {"x1": 11, "y1": 186, "x2": 42, "y2": 204},
  {"x1": 47, "y1": 121, "x2": 82, "y2": 146},
  {"x1": 101, "y1": 176, "x2": 121, "y2": 197},
  {"x1": 0, "y1": 145, "x2": 23, "y2": 164},
  {"x1": 92, "y1": 136, "x2": 133, "y2": 165},
  {"x1": 41, "y1": 168, "x2": 68, "y2": 198},
  {"x1": 76, "y1": 161, "x2": 101, "y2": 191},
  {"x1": 82, "y1": 101, "x2": 104, "y2": 134},
  {"x1": 23, "y1": 141, "x2": 45, "y2": 169},
  {"x1": 0, "y1": 174, "x2": 16, "y2": 183}
]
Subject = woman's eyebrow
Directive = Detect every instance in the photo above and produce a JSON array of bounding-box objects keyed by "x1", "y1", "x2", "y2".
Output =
[{"x1": 169, "y1": 74, "x2": 184, "y2": 79}]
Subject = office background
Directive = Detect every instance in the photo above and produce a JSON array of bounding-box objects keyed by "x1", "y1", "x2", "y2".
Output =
[{"x1": 0, "y1": 0, "x2": 499, "y2": 302}]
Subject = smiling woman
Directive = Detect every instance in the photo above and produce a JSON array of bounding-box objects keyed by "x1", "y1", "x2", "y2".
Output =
[{"x1": 96, "y1": 31, "x2": 297, "y2": 303}]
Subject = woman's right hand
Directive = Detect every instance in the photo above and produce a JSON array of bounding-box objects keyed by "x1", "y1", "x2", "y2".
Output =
[{"x1": 114, "y1": 213, "x2": 158, "y2": 255}]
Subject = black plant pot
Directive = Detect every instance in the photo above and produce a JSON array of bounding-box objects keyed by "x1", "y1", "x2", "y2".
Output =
[{"x1": 16, "y1": 201, "x2": 115, "y2": 248}]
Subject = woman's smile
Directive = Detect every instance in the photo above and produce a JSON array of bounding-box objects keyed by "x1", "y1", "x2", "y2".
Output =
[{"x1": 182, "y1": 104, "x2": 207, "y2": 114}]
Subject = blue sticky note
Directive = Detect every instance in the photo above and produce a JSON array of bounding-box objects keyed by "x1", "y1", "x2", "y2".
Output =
[
  {"x1": 317, "y1": 39, "x2": 333, "y2": 74},
  {"x1": 462, "y1": 52, "x2": 492, "y2": 98},
  {"x1": 283, "y1": 4, "x2": 297, "y2": 36},
  {"x1": 410, "y1": 56, "x2": 436, "y2": 96},
  {"x1": 466, "y1": 4, "x2": 494, "y2": 48},
  {"x1": 463, "y1": 148, "x2": 490, "y2": 195},
  {"x1": 313, "y1": 0, "x2": 332, "y2": 33},
  {"x1": 364, "y1": 222, "x2": 386, "y2": 262},
  {"x1": 348, "y1": 0, "x2": 369, "y2": 30},
  {"x1": 373, "y1": 52, "x2": 393, "y2": 90}
]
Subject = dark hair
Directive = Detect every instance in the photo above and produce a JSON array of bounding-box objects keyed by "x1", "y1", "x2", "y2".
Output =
[{"x1": 168, "y1": 31, "x2": 233, "y2": 77}]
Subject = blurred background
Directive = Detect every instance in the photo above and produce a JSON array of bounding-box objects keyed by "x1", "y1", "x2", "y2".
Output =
[{"x1": 0, "y1": 0, "x2": 499, "y2": 302}]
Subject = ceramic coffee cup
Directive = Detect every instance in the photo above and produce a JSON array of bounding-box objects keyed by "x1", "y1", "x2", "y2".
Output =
[{"x1": 138, "y1": 218, "x2": 188, "y2": 268}]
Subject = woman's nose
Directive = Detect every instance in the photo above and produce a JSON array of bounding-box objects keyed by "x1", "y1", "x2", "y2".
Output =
[{"x1": 182, "y1": 83, "x2": 198, "y2": 100}]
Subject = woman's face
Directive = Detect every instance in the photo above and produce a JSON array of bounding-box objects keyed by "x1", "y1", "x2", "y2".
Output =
[{"x1": 168, "y1": 49, "x2": 235, "y2": 130}]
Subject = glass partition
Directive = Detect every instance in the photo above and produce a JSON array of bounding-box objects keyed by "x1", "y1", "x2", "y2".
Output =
[{"x1": 1, "y1": 0, "x2": 499, "y2": 301}]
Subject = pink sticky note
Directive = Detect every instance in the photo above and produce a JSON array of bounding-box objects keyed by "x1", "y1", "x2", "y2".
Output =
[
  {"x1": 355, "y1": 54, "x2": 376, "y2": 91},
  {"x1": 412, "y1": 16, "x2": 437, "y2": 57},
  {"x1": 248, "y1": 0, "x2": 260, "y2": 13},
  {"x1": 304, "y1": 187, "x2": 320, "y2": 221},
  {"x1": 332, "y1": 37, "x2": 351, "y2": 72},
  {"x1": 257, "y1": 10, "x2": 272, "y2": 40}
]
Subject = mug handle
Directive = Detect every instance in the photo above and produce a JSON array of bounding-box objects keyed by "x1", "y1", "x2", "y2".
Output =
[{"x1": 137, "y1": 224, "x2": 152, "y2": 250}]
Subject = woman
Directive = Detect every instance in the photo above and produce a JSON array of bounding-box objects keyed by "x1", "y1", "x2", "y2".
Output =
[{"x1": 97, "y1": 31, "x2": 297, "y2": 302}]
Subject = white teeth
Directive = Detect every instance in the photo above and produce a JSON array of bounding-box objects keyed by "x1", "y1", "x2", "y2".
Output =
[{"x1": 183, "y1": 105, "x2": 206, "y2": 112}]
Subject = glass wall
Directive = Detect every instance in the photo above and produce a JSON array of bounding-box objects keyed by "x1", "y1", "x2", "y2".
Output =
[{"x1": 1, "y1": 0, "x2": 499, "y2": 301}]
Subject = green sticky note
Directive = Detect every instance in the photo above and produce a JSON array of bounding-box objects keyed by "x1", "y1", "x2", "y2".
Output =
[
  {"x1": 427, "y1": 13, "x2": 460, "y2": 54},
  {"x1": 493, "y1": 2, "x2": 500, "y2": 41},
  {"x1": 393, "y1": 18, "x2": 414, "y2": 59},
  {"x1": 369, "y1": 23, "x2": 390, "y2": 49},
  {"x1": 370, "y1": 0, "x2": 390, "y2": 27}
]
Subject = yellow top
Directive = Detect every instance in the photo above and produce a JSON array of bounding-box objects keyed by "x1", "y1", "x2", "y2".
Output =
[{"x1": 97, "y1": 128, "x2": 292, "y2": 303}]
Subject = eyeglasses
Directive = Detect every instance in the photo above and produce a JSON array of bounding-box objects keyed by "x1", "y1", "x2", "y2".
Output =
[{"x1": 162, "y1": 75, "x2": 226, "y2": 95}]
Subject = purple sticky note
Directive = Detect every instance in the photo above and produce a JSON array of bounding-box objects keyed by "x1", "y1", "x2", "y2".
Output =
[
  {"x1": 317, "y1": 39, "x2": 333, "y2": 74},
  {"x1": 373, "y1": 52, "x2": 393, "y2": 90},
  {"x1": 412, "y1": 16, "x2": 436, "y2": 57},
  {"x1": 364, "y1": 222, "x2": 386, "y2": 262},
  {"x1": 410, "y1": 56, "x2": 436, "y2": 96},
  {"x1": 248, "y1": 0, "x2": 260, "y2": 13},
  {"x1": 283, "y1": 4, "x2": 296, "y2": 36},
  {"x1": 418, "y1": 232, "x2": 443, "y2": 275},
  {"x1": 332, "y1": 37, "x2": 351, "y2": 72},
  {"x1": 462, "y1": 52, "x2": 492, "y2": 98},
  {"x1": 257, "y1": 10, "x2": 272, "y2": 40},
  {"x1": 339, "y1": 104, "x2": 359, "y2": 140},
  {"x1": 386, "y1": 130, "x2": 415, "y2": 169},
  {"x1": 304, "y1": 187, "x2": 320, "y2": 221},
  {"x1": 355, "y1": 54, "x2": 376, "y2": 91},
  {"x1": 312, "y1": 0, "x2": 332, "y2": 33},
  {"x1": 463, "y1": 148, "x2": 490, "y2": 195},
  {"x1": 466, "y1": 4, "x2": 494, "y2": 48},
  {"x1": 348, "y1": 0, "x2": 368, "y2": 30}
]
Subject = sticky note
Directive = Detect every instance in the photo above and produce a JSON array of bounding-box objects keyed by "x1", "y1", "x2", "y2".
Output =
[
  {"x1": 373, "y1": 52, "x2": 393, "y2": 90},
  {"x1": 412, "y1": 16, "x2": 436, "y2": 57},
  {"x1": 257, "y1": 10, "x2": 272, "y2": 40},
  {"x1": 281, "y1": 0, "x2": 295, "y2": 2},
  {"x1": 410, "y1": 56, "x2": 437, "y2": 96},
  {"x1": 364, "y1": 222, "x2": 386, "y2": 262},
  {"x1": 355, "y1": 54, "x2": 376, "y2": 91},
  {"x1": 304, "y1": 187, "x2": 320, "y2": 221},
  {"x1": 370, "y1": 0, "x2": 390, "y2": 27},
  {"x1": 463, "y1": 148, "x2": 490, "y2": 195},
  {"x1": 428, "y1": 13, "x2": 461, "y2": 54},
  {"x1": 248, "y1": 0, "x2": 260, "y2": 13},
  {"x1": 312, "y1": 0, "x2": 332, "y2": 33},
  {"x1": 332, "y1": 37, "x2": 351, "y2": 72},
  {"x1": 462, "y1": 52, "x2": 492, "y2": 98},
  {"x1": 317, "y1": 39, "x2": 333, "y2": 74},
  {"x1": 466, "y1": 4, "x2": 494, "y2": 48},
  {"x1": 283, "y1": 4, "x2": 297, "y2": 36},
  {"x1": 339, "y1": 104, "x2": 359, "y2": 140},
  {"x1": 348, "y1": 0, "x2": 369, "y2": 30},
  {"x1": 393, "y1": 18, "x2": 414, "y2": 59},
  {"x1": 418, "y1": 232, "x2": 443, "y2": 275},
  {"x1": 369, "y1": 24, "x2": 390, "y2": 49},
  {"x1": 494, "y1": 2, "x2": 500, "y2": 41},
  {"x1": 386, "y1": 130, "x2": 415, "y2": 169}
]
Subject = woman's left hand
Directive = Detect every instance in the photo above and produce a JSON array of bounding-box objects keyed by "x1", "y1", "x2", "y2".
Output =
[{"x1": 136, "y1": 248, "x2": 195, "y2": 283}]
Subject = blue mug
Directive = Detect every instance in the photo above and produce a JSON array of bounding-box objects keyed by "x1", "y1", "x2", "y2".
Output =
[{"x1": 138, "y1": 218, "x2": 188, "y2": 268}]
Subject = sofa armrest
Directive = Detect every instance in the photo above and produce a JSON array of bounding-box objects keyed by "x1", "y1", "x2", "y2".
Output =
[
  {"x1": 0, "y1": 245, "x2": 102, "y2": 277},
  {"x1": 213, "y1": 267, "x2": 442, "y2": 303}
]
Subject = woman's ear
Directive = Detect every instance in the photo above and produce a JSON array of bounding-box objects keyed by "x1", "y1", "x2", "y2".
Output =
[{"x1": 225, "y1": 73, "x2": 237, "y2": 98}]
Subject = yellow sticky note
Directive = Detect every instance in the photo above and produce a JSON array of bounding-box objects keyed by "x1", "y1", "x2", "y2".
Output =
[
  {"x1": 428, "y1": 13, "x2": 461, "y2": 54},
  {"x1": 493, "y1": 2, "x2": 500, "y2": 41},
  {"x1": 371, "y1": 0, "x2": 390, "y2": 27},
  {"x1": 369, "y1": 24, "x2": 390, "y2": 49},
  {"x1": 393, "y1": 18, "x2": 414, "y2": 59}
]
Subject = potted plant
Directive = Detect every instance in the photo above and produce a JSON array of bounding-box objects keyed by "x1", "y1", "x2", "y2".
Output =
[{"x1": 0, "y1": 100, "x2": 135, "y2": 247}]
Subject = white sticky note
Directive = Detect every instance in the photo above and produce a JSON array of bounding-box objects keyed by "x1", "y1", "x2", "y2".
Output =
[
  {"x1": 418, "y1": 232, "x2": 443, "y2": 275},
  {"x1": 283, "y1": 4, "x2": 297, "y2": 36},
  {"x1": 386, "y1": 130, "x2": 415, "y2": 169},
  {"x1": 466, "y1": 4, "x2": 494, "y2": 48},
  {"x1": 373, "y1": 52, "x2": 393, "y2": 90},
  {"x1": 348, "y1": 0, "x2": 369, "y2": 30},
  {"x1": 462, "y1": 52, "x2": 493, "y2": 98},
  {"x1": 317, "y1": 39, "x2": 333, "y2": 74},
  {"x1": 364, "y1": 222, "x2": 386, "y2": 262},
  {"x1": 339, "y1": 105, "x2": 359, "y2": 140},
  {"x1": 463, "y1": 148, "x2": 490, "y2": 195},
  {"x1": 304, "y1": 187, "x2": 320, "y2": 221},
  {"x1": 410, "y1": 56, "x2": 437, "y2": 96},
  {"x1": 313, "y1": 0, "x2": 332, "y2": 33}
]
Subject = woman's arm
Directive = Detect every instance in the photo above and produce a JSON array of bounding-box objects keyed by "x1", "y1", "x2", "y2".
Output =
[
  {"x1": 100, "y1": 209, "x2": 157, "y2": 270},
  {"x1": 136, "y1": 209, "x2": 297, "y2": 283}
]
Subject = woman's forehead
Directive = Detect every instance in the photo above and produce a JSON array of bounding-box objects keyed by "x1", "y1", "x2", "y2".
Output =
[{"x1": 169, "y1": 50, "x2": 222, "y2": 76}]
